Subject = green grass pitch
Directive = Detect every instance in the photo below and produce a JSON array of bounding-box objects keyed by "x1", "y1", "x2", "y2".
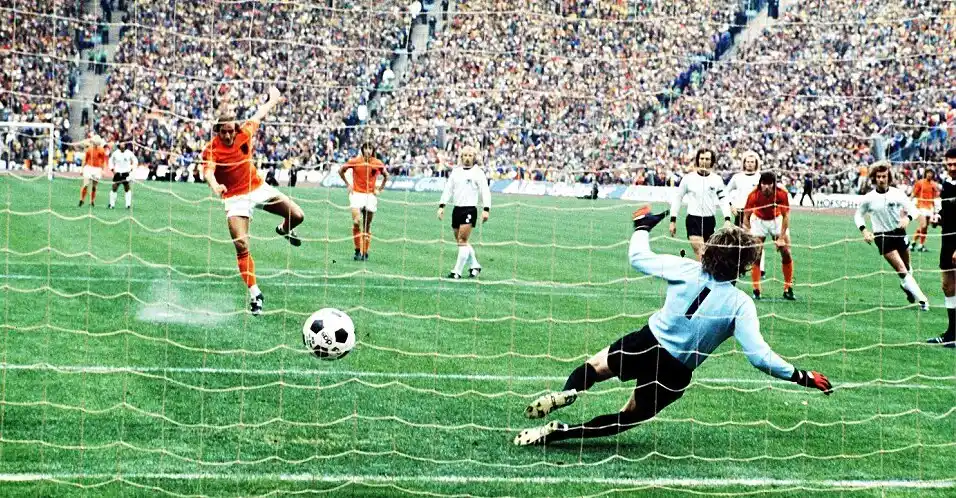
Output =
[{"x1": 0, "y1": 174, "x2": 953, "y2": 497}]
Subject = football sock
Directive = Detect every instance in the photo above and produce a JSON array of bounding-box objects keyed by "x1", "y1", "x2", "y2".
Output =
[
  {"x1": 453, "y1": 245, "x2": 469, "y2": 275},
  {"x1": 236, "y1": 250, "x2": 257, "y2": 288},
  {"x1": 549, "y1": 409, "x2": 652, "y2": 442},
  {"x1": 352, "y1": 225, "x2": 362, "y2": 251},
  {"x1": 249, "y1": 284, "x2": 261, "y2": 300},
  {"x1": 467, "y1": 244, "x2": 480, "y2": 269},
  {"x1": 90, "y1": 187, "x2": 96, "y2": 203},
  {"x1": 109, "y1": 191, "x2": 117, "y2": 207},
  {"x1": 781, "y1": 260, "x2": 794, "y2": 290},
  {"x1": 125, "y1": 191, "x2": 132, "y2": 207},
  {"x1": 946, "y1": 296, "x2": 956, "y2": 337},
  {"x1": 362, "y1": 232, "x2": 371, "y2": 254},
  {"x1": 751, "y1": 265, "x2": 761, "y2": 292},
  {"x1": 759, "y1": 247, "x2": 765, "y2": 272},
  {"x1": 901, "y1": 273, "x2": 927, "y2": 302},
  {"x1": 80, "y1": 186, "x2": 87, "y2": 201},
  {"x1": 563, "y1": 363, "x2": 600, "y2": 392}
]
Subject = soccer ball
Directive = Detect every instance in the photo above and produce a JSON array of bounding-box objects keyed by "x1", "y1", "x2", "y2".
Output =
[{"x1": 302, "y1": 308, "x2": 356, "y2": 360}]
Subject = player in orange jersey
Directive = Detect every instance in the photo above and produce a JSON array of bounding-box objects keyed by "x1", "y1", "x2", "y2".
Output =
[
  {"x1": 77, "y1": 135, "x2": 108, "y2": 207},
  {"x1": 201, "y1": 86, "x2": 305, "y2": 316},
  {"x1": 743, "y1": 172, "x2": 795, "y2": 301},
  {"x1": 910, "y1": 168, "x2": 939, "y2": 252},
  {"x1": 339, "y1": 142, "x2": 388, "y2": 261}
]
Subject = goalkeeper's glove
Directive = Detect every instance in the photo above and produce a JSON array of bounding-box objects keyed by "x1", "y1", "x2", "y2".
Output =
[
  {"x1": 633, "y1": 205, "x2": 669, "y2": 232},
  {"x1": 790, "y1": 370, "x2": 833, "y2": 395}
]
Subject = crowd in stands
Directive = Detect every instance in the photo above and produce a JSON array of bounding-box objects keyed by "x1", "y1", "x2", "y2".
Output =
[
  {"x1": 91, "y1": 0, "x2": 412, "y2": 174},
  {"x1": 3, "y1": 0, "x2": 955, "y2": 196},
  {"x1": 0, "y1": 0, "x2": 82, "y2": 169}
]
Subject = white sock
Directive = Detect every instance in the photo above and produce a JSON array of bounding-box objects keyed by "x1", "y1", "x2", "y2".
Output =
[
  {"x1": 125, "y1": 191, "x2": 132, "y2": 207},
  {"x1": 946, "y1": 296, "x2": 956, "y2": 309},
  {"x1": 249, "y1": 284, "x2": 261, "y2": 300},
  {"x1": 453, "y1": 246, "x2": 469, "y2": 275},
  {"x1": 109, "y1": 191, "x2": 116, "y2": 207},
  {"x1": 759, "y1": 248, "x2": 765, "y2": 272},
  {"x1": 901, "y1": 273, "x2": 927, "y2": 302},
  {"x1": 467, "y1": 245, "x2": 481, "y2": 270}
]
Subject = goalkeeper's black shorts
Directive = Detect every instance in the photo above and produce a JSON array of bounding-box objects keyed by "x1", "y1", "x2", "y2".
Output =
[{"x1": 607, "y1": 325, "x2": 693, "y2": 411}]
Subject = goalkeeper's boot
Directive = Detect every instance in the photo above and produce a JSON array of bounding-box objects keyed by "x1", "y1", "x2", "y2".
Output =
[
  {"x1": 276, "y1": 226, "x2": 302, "y2": 247},
  {"x1": 632, "y1": 205, "x2": 668, "y2": 231},
  {"x1": 900, "y1": 283, "x2": 916, "y2": 304},
  {"x1": 514, "y1": 420, "x2": 567, "y2": 446},
  {"x1": 250, "y1": 293, "x2": 264, "y2": 316},
  {"x1": 525, "y1": 389, "x2": 578, "y2": 419}
]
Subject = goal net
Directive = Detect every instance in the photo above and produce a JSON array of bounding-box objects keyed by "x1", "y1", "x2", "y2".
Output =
[{"x1": 1, "y1": 0, "x2": 954, "y2": 496}]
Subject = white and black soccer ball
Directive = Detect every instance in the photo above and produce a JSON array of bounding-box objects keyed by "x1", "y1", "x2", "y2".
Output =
[{"x1": 302, "y1": 308, "x2": 355, "y2": 360}]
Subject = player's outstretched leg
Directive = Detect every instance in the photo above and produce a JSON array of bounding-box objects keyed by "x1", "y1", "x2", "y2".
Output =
[
  {"x1": 886, "y1": 249, "x2": 928, "y2": 310},
  {"x1": 525, "y1": 358, "x2": 614, "y2": 419},
  {"x1": 265, "y1": 195, "x2": 304, "y2": 247}
]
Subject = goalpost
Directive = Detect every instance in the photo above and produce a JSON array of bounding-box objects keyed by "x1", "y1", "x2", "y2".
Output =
[
  {"x1": 0, "y1": 0, "x2": 954, "y2": 496},
  {"x1": 0, "y1": 122, "x2": 56, "y2": 180}
]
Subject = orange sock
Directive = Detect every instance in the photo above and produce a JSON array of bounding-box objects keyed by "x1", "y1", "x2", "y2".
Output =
[
  {"x1": 236, "y1": 250, "x2": 256, "y2": 288},
  {"x1": 782, "y1": 261, "x2": 794, "y2": 290},
  {"x1": 751, "y1": 265, "x2": 761, "y2": 292},
  {"x1": 352, "y1": 225, "x2": 362, "y2": 251},
  {"x1": 80, "y1": 186, "x2": 87, "y2": 201},
  {"x1": 362, "y1": 232, "x2": 371, "y2": 254},
  {"x1": 90, "y1": 188, "x2": 96, "y2": 203},
  {"x1": 919, "y1": 230, "x2": 927, "y2": 245}
]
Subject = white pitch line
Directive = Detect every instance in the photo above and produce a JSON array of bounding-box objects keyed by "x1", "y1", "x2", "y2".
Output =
[
  {"x1": 0, "y1": 472, "x2": 951, "y2": 489},
  {"x1": 1, "y1": 363, "x2": 951, "y2": 391}
]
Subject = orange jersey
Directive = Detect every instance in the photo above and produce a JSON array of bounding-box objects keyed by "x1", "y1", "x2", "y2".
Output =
[
  {"x1": 201, "y1": 121, "x2": 262, "y2": 198},
  {"x1": 345, "y1": 156, "x2": 385, "y2": 193},
  {"x1": 84, "y1": 146, "x2": 108, "y2": 168},
  {"x1": 912, "y1": 178, "x2": 939, "y2": 209},
  {"x1": 744, "y1": 186, "x2": 790, "y2": 221}
]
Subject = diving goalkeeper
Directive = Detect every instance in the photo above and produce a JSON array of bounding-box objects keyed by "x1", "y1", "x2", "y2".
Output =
[{"x1": 514, "y1": 206, "x2": 833, "y2": 446}]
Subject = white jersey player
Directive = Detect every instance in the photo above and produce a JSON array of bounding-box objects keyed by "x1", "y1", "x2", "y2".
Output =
[
  {"x1": 108, "y1": 141, "x2": 138, "y2": 209},
  {"x1": 726, "y1": 150, "x2": 764, "y2": 274},
  {"x1": 854, "y1": 162, "x2": 928, "y2": 310},
  {"x1": 437, "y1": 146, "x2": 491, "y2": 279},
  {"x1": 668, "y1": 148, "x2": 732, "y2": 260}
]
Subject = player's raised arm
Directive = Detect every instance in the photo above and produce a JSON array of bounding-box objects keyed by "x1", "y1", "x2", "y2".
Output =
[
  {"x1": 630, "y1": 207, "x2": 699, "y2": 282},
  {"x1": 248, "y1": 86, "x2": 283, "y2": 124}
]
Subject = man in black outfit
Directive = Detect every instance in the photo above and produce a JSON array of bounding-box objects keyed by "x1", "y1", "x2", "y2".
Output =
[
  {"x1": 799, "y1": 173, "x2": 815, "y2": 207},
  {"x1": 929, "y1": 147, "x2": 956, "y2": 347}
]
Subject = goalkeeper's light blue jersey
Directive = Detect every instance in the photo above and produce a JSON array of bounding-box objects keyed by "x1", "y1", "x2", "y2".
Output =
[{"x1": 628, "y1": 231, "x2": 795, "y2": 379}]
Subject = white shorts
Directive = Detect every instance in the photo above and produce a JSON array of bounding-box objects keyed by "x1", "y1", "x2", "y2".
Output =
[
  {"x1": 82, "y1": 166, "x2": 103, "y2": 181},
  {"x1": 750, "y1": 215, "x2": 789, "y2": 239},
  {"x1": 915, "y1": 207, "x2": 935, "y2": 218},
  {"x1": 349, "y1": 192, "x2": 378, "y2": 213},
  {"x1": 223, "y1": 184, "x2": 282, "y2": 218}
]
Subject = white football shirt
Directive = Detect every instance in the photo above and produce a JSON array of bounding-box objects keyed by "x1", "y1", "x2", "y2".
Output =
[
  {"x1": 439, "y1": 166, "x2": 491, "y2": 209},
  {"x1": 670, "y1": 171, "x2": 732, "y2": 218},
  {"x1": 853, "y1": 187, "x2": 917, "y2": 234},
  {"x1": 726, "y1": 172, "x2": 760, "y2": 209},
  {"x1": 109, "y1": 149, "x2": 138, "y2": 174}
]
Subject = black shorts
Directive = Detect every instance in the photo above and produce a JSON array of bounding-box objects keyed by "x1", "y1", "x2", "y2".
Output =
[
  {"x1": 451, "y1": 206, "x2": 478, "y2": 229},
  {"x1": 607, "y1": 326, "x2": 693, "y2": 413},
  {"x1": 733, "y1": 211, "x2": 744, "y2": 228},
  {"x1": 941, "y1": 235, "x2": 956, "y2": 270},
  {"x1": 112, "y1": 172, "x2": 130, "y2": 184},
  {"x1": 685, "y1": 215, "x2": 716, "y2": 240},
  {"x1": 874, "y1": 228, "x2": 908, "y2": 256}
]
